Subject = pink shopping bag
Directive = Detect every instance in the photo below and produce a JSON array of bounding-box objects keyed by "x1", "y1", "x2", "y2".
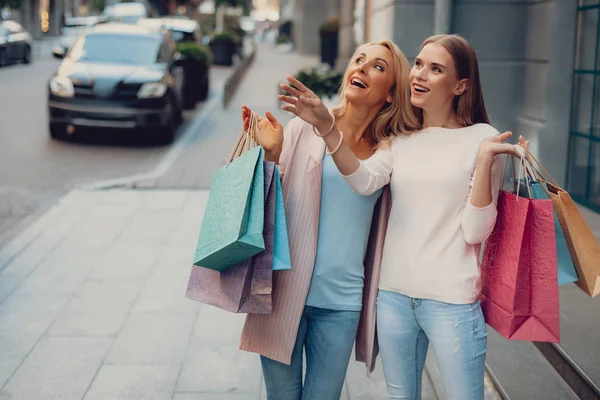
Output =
[{"x1": 480, "y1": 190, "x2": 560, "y2": 343}]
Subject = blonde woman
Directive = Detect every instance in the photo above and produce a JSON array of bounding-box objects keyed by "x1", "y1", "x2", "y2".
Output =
[
  {"x1": 238, "y1": 40, "x2": 419, "y2": 400},
  {"x1": 278, "y1": 34, "x2": 529, "y2": 399}
]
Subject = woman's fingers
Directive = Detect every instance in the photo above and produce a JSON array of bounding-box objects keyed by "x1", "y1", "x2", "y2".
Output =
[
  {"x1": 298, "y1": 95, "x2": 321, "y2": 107},
  {"x1": 286, "y1": 75, "x2": 310, "y2": 94},
  {"x1": 496, "y1": 131, "x2": 512, "y2": 142},
  {"x1": 281, "y1": 104, "x2": 296, "y2": 114},
  {"x1": 265, "y1": 110, "x2": 281, "y2": 128},
  {"x1": 280, "y1": 83, "x2": 302, "y2": 98},
  {"x1": 278, "y1": 94, "x2": 298, "y2": 105}
]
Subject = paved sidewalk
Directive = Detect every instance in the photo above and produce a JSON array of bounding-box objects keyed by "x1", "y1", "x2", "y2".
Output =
[{"x1": 0, "y1": 188, "x2": 401, "y2": 399}]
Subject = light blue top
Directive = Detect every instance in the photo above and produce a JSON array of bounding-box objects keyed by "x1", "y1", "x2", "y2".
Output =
[{"x1": 306, "y1": 154, "x2": 383, "y2": 311}]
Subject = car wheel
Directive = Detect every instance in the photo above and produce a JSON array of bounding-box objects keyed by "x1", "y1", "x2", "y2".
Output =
[
  {"x1": 0, "y1": 49, "x2": 6, "y2": 67},
  {"x1": 155, "y1": 121, "x2": 175, "y2": 145},
  {"x1": 22, "y1": 46, "x2": 32, "y2": 64},
  {"x1": 49, "y1": 123, "x2": 67, "y2": 140}
]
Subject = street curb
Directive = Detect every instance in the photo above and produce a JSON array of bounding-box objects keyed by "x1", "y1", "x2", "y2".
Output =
[
  {"x1": 81, "y1": 49, "x2": 257, "y2": 192},
  {"x1": 79, "y1": 87, "x2": 223, "y2": 191}
]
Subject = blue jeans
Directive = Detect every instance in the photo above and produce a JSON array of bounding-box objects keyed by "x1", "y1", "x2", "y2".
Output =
[
  {"x1": 260, "y1": 305, "x2": 361, "y2": 400},
  {"x1": 377, "y1": 290, "x2": 487, "y2": 400}
]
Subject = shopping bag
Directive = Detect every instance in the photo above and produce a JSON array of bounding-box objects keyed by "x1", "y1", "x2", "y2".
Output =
[
  {"x1": 481, "y1": 190, "x2": 560, "y2": 342},
  {"x1": 193, "y1": 118, "x2": 265, "y2": 271},
  {"x1": 272, "y1": 165, "x2": 291, "y2": 271},
  {"x1": 239, "y1": 161, "x2": 277, "y2": 313},
  {"x1": 480, "y1": 154, "x2": 560, "y2": 343},
  {"x1": 185, "y1": 161, "x2": 276, "y2": 314},
  {"x1": 524, "y1": 149, "x2": 600, "y2": 297},
  {"x1": 517, "y1": 180, "x2": 579, "y2": 285}
]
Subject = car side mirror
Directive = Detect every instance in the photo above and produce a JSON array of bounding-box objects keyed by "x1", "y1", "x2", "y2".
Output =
[{"x1": 52, "y1": 46, "x2": 65, "y2": 59}]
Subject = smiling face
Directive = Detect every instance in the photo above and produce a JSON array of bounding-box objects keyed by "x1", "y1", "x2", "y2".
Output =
[
  {"x1": 342, "y1": 44, "x2": 396, "y2": 108},
  {"x1": 408, "y1": 43, "x2": 468, "y2": 114}
]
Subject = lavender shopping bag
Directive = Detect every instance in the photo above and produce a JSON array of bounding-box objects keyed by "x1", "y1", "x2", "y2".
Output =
[{"x1": 185, "y1": 162, "x2": 276, "y2": 314}]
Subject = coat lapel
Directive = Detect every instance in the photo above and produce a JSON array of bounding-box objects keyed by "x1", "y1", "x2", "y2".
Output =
[{"x1": 306, "y1": 134, "x2": 326, "y2": 173}]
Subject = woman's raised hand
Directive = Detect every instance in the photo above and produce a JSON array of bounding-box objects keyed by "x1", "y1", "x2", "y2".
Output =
[{"x1": 278, "y1": 75, "x2": 334, "y2": 134}]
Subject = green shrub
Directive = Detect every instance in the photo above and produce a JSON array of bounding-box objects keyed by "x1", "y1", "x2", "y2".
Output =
[
  {"x1": 284, "y1": 66, "x2": 342, "y2": 99},
  {"x1": 276, "y1": 34, "x2": 291, "y2": 44},
  {"x1": 212, "y1": 31, "x2": 237, "y2": 44},
  {"x1": 176, "y1": 41, "x2": 213, "y2": 67}
]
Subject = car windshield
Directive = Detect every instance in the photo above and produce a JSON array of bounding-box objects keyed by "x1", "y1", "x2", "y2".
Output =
[{"x1": 69, "y1": 33, "x2": 161, "y2": 65}]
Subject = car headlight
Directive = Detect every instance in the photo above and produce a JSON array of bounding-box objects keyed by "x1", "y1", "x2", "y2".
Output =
[
  {"x1": 137, "y1": 82, "x2": 167, "y2": 99},
  {"x1": 49, "y1": 76, "x2": 74, "y2": 98}
]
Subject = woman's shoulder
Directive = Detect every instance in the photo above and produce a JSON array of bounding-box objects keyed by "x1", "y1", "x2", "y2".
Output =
[{"x1": 467, "y1": 123, "x2": 501, "y2": 139}]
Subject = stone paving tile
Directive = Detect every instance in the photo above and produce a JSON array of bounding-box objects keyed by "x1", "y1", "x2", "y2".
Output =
[
  {"x1": 48, "y1": 308, "x2": 129, "y2": 337},
  {"x1": 173, "y1": 394, "x2": 257, "y2": 400},
  {"x1": 175, "y1": 344, "x2": 262, "y2": 394},
  {"x1": 83, "y1": 365, "x2": 180, "y2": 400},
  {"x1": 62, "y1": 279, "x2": 145, "y2": 312},
  {"x1": 191, "y1": 304, "x2": 246, "y2": 346},
  {"x1": 0, "y1": 337, "x2": 112, "y2": 400},
  {"x1": 0, "y1": 295, "x2": 69, "y2": 388},
  {"x1": 105, "y1": 313, "x2": 196, "y2": 366},
  {"x1": 0, "y1": 191, "x2": 99, "y2": 271}
]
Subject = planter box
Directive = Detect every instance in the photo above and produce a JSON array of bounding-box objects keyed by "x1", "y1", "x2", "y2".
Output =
[
  {"x1": 182, "y1": 60, "x2": 210, "y2": 109},
  {"x1": 320, "y1": 31, "x2": 338, "y2": 69},
  {"x1": 211, "y1": 40, "x2": 235, "y2": 66}
]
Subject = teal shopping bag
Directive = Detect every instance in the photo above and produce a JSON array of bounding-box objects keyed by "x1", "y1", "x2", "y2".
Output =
[
  {"x1": 518, "y1": 180, "x2": 579, "y2": 285},
  {"x1": 194, "y1": 146, "x2": 265, "y2": 271},
  {"x1": 272, "y1": 165, "x2": 291, "y2": 270}
]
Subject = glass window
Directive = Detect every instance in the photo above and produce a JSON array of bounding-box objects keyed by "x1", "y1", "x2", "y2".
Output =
[
  {"x1": 576, "y1": 9, "x2": 598, "y2": 70},
  {"x1": 567, "y1": 136, "x2": 591, "y2": 199},
  {"x1": 572, "y1": 74, "x2": 594, "y2": 133},
  {"x1": 569, "y1": 6, "x2": 600, "y2": 212},
  {"x1": 590, "y1": 141, "x2": 600, "y2": 206}
]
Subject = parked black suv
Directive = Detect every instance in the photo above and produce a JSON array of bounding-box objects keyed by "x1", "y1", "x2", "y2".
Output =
[{"x1": 48, "y1": 23, "x2": 184, "y2": 144}]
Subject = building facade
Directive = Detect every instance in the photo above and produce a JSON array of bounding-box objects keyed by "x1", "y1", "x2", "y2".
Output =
[{"x1": 292, "y1": 0, "x2": 599, "y2": 213}]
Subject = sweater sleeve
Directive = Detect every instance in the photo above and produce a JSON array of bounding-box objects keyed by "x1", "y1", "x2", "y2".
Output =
[
  {"x1": 460, "y1": 153, "x2": 505, "y2": 245},
  {"x1": 341, "y1": 146, "x2": 393, "y2": 196}
]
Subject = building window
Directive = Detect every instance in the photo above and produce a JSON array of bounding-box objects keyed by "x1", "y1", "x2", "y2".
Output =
[{"x1": 568, "y1": 1, "x2": 600, "y2": 211}]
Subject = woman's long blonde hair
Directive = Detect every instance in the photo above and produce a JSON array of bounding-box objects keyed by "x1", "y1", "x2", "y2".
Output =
[{"x1": 331, "y1": 40, "x2": 420, "y2": 145}]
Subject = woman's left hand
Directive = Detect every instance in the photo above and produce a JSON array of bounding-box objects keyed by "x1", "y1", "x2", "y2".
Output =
[
  {"x1": 278, "y1": 75, "x2": 334, "y2": 134},
  {"x1": 477, "y1": 131, "x2": 530, "y2": 161}
]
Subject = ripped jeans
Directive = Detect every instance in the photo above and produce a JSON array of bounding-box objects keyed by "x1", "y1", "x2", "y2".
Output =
[{"x1": 376, "y1": 290, "x2": 487, "y2": 400}]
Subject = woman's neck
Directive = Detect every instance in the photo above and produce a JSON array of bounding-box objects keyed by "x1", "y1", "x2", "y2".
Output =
[
  {"x1": 421, "y1": 105, "x2": 463, "y2": 129},
  {"x1": 336, "y1": 102, "x2": 380, "y2": 144}
]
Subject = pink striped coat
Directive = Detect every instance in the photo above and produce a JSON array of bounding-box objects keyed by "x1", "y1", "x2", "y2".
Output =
[{"x1": 238, "y1": 117, "x2": 391, "y2": 375}]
